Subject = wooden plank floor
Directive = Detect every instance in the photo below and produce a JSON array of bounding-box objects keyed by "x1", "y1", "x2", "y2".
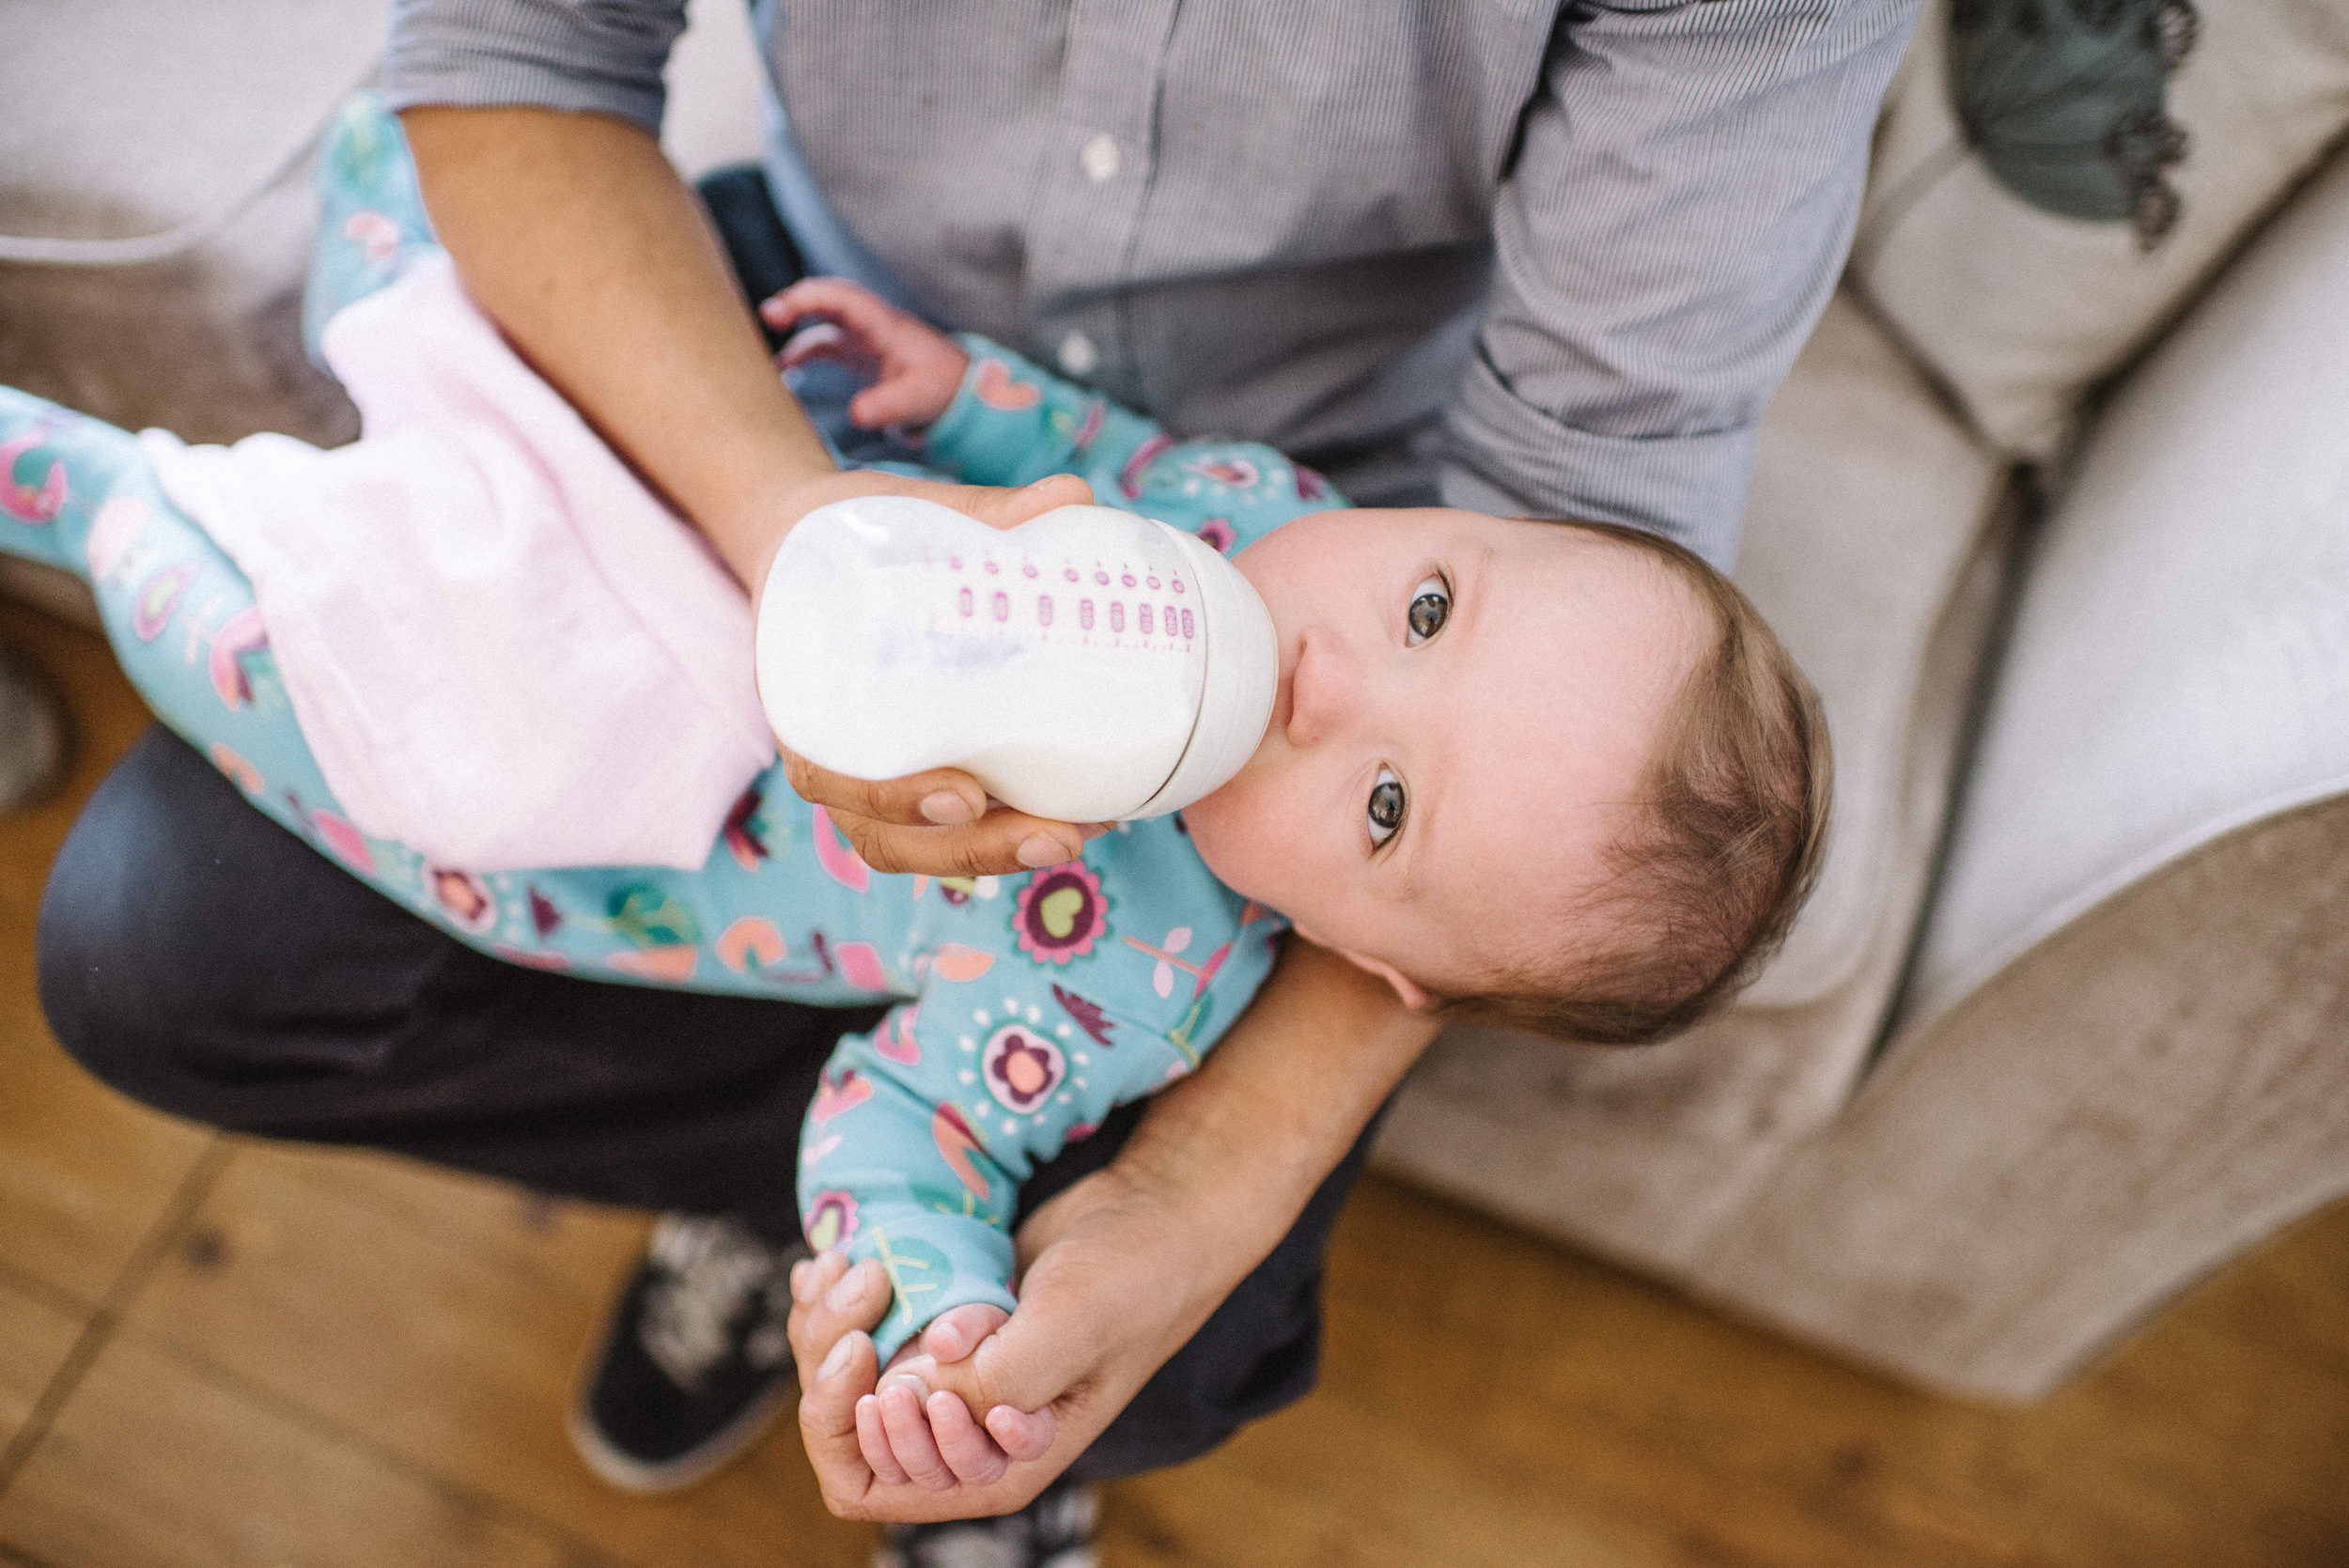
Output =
[{"x1": 1, "y1": 598, "x2": 2344, "y2": 1568}]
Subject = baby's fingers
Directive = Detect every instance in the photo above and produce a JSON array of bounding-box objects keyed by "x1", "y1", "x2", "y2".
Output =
[
  {"x1": 927, "y1": 1390, "x2": 1012, "y2": 1486},
  {"x1": 854, "y1": 1393, "x2": 916, "y2": 1486},
  {"x1": 876, "y1": 1380, "x2": 957, "y2": 1490}
]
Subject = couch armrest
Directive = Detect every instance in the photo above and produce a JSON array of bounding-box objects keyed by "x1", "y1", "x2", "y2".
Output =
[{"x1": 1683, "y1": 145, "x2": 2349, "y2": 1399}]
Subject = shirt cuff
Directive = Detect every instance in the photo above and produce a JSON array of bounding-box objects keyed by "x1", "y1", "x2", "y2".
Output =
[
  {"x1": 382, "y1": 0, "x2": 689, "y2": 135},
  {"x1": 1440, "y1": 356, "x2": 1756, "y2": 574}
]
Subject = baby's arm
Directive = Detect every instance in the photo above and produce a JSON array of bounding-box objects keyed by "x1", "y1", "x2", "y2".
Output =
[
  {"x1": 797, "y1": 969, "x2": 1191, "y2": 1366},
  {"x1": 757, "y1": 277, "x2": 1352, "y2": 550}
]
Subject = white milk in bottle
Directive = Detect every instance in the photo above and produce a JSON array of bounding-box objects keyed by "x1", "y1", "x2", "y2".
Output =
[{"x1": 754, "y1": 496, "x2": 1278, "y2": 823}]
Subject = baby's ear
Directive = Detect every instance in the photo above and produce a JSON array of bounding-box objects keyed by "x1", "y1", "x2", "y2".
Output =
[{"x1": 1330, "y1": 948, "x2": 1436, "y2": 1012}]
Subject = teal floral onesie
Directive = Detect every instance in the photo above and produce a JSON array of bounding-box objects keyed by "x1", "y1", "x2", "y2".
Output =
[{"x1": 0, "y1": 95, "x2": 1351, "y2": 1359}]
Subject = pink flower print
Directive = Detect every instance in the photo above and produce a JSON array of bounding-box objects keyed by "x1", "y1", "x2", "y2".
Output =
[
  {"x1": 1187, "y1": 455, "x2": 1260, "y2": 490},
  {"x1": 1195, "y1": 518, "x2": 1237, "y2": 555},
  {"x1": 834, "y1": 939, "x2": 890, "y2": 991},
  {"x1": 929, "y1": 943, "x2": 995, "y2": 983},
  {"x1": 1071, "y1": 398, "x2": 1105, "y2": 451},
  {"x1": 975, "y1": 359, "x2": 1043, "y2": 410},
  {"x1": 875, "y1": 1006, "x2": 922, "y2": 1065},
  {"x1": 607, "y1": 945, "x2": 698, "y2": 983},
  {"x1": 1014, "y1": 862, "x2": 1109, "y2": 964},
  {"x1": 0, "y1": 421, "x2": 67, "y2": 524},
  {"x1": 932, "y1": 1103, "x2": 990, "y2": 1197},
  {"x1": 717, "y1": 916, "x2": 786, "y2": 975},
  {"x1": 207, "y1": 607, "x2": 269, "y2": 710},
  {"x1": 1119, "y1": 433, "x2": 1175, "y2": 499},
  {"x1": 1293, "y1": 463, "x2": 1330, "y2": 502},
  {"x1": 493, "y1": 944, "x2": 568, "y2": 972},
  {"x1": 1124, "y1": 926, "x2": 1233, "y2": 999},
  {"x1": 811, "y1": 804, "x2": 872, "y2": 893},
  {"x1": 132, "y1": 561, "x2": 196, "y2": 641},
  {"x1": 429, "y1": 867, "x2": 498, "y2": 935},
  {"x1": 343, "y1": 209, "x2": 404, "y2": 263},
  {"x1": 982, "y1": 1024, "x2": 1066, "y2": 1114},
  {"x1": 722, "y1": 786, "x2": 770, "y2": 872},
  {"x1": 803, "y1": 1189, "x2": 860, "y2": 1251},
  {"x1": 85, "y1": 495, "x2": 148, "y2": 581},
  {"x1": 207, "y1": 742, "x2": 263, "y2": 796},
  {"x1": 309, "y1": 805, "x2": 376, "y2": 876},
  {"x1": 812, "y1": 1065, "x2": 875, "y2": 1125}
]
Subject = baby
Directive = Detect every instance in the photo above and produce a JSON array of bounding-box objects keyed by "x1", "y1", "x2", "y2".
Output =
[{"x1": 0, "y1": 99, "x2": 1828, "y2": 1412}]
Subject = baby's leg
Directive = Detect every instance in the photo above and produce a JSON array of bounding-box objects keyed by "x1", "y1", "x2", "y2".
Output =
[
  {"x1": 0, "y1": 389, "x2": 375, "y2": 872},
  {"x1": 303, "y1": 93, "x2": 443, "y2": 362}
]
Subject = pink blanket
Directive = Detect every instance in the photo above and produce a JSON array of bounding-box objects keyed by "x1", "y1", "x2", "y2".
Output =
[{"x1": 143, "y1": 255, "x2": 775, "y2": 872}]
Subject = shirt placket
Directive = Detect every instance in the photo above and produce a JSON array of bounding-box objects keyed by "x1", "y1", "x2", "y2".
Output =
[{"x1": 1019, "y1": 0, "x2": 1182, "y2": 410}]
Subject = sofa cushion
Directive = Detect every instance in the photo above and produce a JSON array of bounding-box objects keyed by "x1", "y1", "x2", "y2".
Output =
[
  {"x1": 1853, "y1": 0, "x2": 2349, "y2": 458},
  {"x1": 1902, "y1": 143, "x2": 2349, "y2": 1028}
]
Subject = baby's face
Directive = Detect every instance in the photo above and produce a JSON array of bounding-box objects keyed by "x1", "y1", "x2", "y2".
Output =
[{"x1": 1181, "y1": 508, "x2": 1701, "y2": 1005}]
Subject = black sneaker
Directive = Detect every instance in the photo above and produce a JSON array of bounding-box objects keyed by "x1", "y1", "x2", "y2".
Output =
[
  {"x1": 569, "y1": 1214, "x2": 808, "y2": 1493},
  {"x1": 876, "y1": 1480, "x2": 1100, "y2": 1568}
]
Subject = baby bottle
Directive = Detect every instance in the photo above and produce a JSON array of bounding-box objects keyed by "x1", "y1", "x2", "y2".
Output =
[{"x1": 754, "y1": 495, "x2": 1279, "y2": 823}]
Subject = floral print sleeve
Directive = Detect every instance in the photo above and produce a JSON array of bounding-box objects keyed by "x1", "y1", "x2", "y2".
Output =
[
  {"x1": 920, "y1": 336, "x2": 1350, "y2": 559},
  {"x1": 797, "y1": 829, "x2": 1285, "y2": 1360}
]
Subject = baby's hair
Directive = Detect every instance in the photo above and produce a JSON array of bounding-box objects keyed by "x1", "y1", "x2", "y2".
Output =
[{"x1": 1446, "y1": 520, "x2": 1832, "y2": 1048}]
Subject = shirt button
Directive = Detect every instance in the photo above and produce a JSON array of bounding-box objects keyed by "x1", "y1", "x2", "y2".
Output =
[
  {"x1": 1079, "y1": 132, "x2": 1121, "y2": 184},
  {"x1": 1057, "y1": 332, "x2": 1100, "y2": 377}
]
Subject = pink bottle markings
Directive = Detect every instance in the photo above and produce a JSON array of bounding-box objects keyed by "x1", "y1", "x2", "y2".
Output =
[
  {"x1": 1037, "y1": 595, "x2": 1054, "y2": 627},
  {"x1": 957, "y1": 586, "x2": 972, "y2": 617},
  {"x1": 1138, "y1": 604, "x2": 1154, "y2": 636},
  {"x1": 1080, "y1": 599, "x2": 1095, "y2": 629},
  {"x1": 991, "y1": 591, "x2": 1009, "y2": 622},
  {"x1": 1110, "y1": 603, "x2": 1125, "y2": 633}
]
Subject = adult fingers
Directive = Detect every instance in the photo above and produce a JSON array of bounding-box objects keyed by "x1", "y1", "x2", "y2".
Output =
[
  {"x1": 779, "y1": 749, "x2": 992, "y2": 835},
  {"x1": 983, "y1": 1403, "x2": 1057, "y2": 1463},
  {"x1": 788, "y1": 1255, "x2": 891, "y2": 1378},
  {"x1": 967, "y1": 473, "x2": 1096, "y2": 531},
  {"x1": 797, "y1": 1327, "x2": 882, "y2": 1507},
  {"x1": 780, "y1": 752, "x2": 1101, "y2": 877},
  {"x1": 919, "y1": 1303, "x2": 1012, "y2": 1365},
  {"x1": 927, "y1": 1389, "x2": 1012, "y2": 1486}
]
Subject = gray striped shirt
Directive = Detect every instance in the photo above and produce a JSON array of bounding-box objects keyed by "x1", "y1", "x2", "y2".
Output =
[{"x1": 386, "y1": 0, "x2": 1919, "y2": 567}]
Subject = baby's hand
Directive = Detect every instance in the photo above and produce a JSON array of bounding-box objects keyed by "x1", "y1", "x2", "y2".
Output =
[
  {"x1": 863, "y1": 1300, "x2": 1052, "y2": 1488},
  {"x1": 761, "y1": 278, "x2": 971, "y2": 432}
]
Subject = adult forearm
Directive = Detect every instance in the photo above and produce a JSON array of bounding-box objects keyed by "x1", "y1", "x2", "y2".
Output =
[
  {"x1": 1062, "y1": 940, "x2": 1440, "y2": 1323},
  {"x1": 400, "y1": 105, "x2": 835, "y2": 587}
]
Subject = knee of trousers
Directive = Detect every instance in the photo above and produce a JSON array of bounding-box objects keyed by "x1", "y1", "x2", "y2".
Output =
[{"x1": 35, "y1": 727, "x2": 410, "y2": 1123}]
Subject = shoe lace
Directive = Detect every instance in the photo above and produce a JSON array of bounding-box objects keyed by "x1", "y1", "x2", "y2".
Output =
[{"x1": 639, "y1": 1216, "x2": 792, "y2": 1391}]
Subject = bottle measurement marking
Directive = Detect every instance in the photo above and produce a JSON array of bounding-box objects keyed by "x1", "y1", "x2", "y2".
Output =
[{"x1": 943, "y1": 554, "x2": 1193, "y2": 645}]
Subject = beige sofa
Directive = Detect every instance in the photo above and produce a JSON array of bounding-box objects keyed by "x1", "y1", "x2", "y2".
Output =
[{"x1": 7, "y1": 0, "x2": 2344, "y2": 1403}]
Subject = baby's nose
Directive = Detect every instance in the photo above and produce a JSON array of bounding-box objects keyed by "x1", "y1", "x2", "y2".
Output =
[{"x1": 1283, "y1": 631, "x2": 1357, "y2": 749}]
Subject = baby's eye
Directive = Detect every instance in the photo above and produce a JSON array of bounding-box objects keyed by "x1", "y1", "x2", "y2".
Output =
[
  {"x1": 1366, "y1": 766, "x2": 1407, "y2": 848},
  {"x1": 1406, "y1": 576, "x2": 1450, "y2": 645}
]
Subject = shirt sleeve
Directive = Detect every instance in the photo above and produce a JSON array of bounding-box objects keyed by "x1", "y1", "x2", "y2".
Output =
[
  {"x1": 922, "y1": 336, "x2": 1351, "y2": 558},
  {"x1": 382, "y1": 0, "x2": 691, "y2": 134},
  {"x1": 1442, "y1": 0, "x2": 1921, "y2": 569}
]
